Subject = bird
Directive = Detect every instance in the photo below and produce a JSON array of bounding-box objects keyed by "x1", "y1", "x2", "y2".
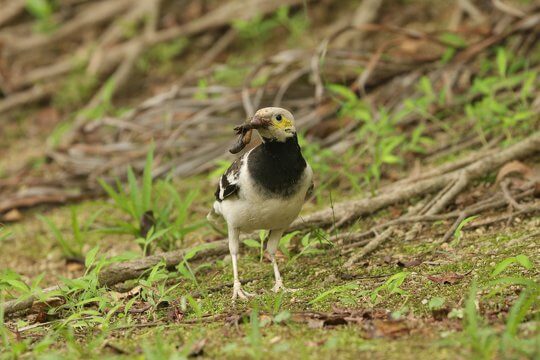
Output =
[{"x1": 207, "y1": 107, "x2": 313, "y2": 300}]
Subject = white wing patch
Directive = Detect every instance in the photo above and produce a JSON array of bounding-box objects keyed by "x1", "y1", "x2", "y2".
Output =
[{"x1": 215, "y1": 156, "x2": 243, "y2": 201}]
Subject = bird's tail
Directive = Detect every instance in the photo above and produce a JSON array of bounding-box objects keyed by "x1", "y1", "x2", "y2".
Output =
[{"x1": 206, "y1": 201, "x2": 226, "y2": 235}]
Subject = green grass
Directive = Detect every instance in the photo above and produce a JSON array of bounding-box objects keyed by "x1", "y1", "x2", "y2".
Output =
[
  {"x1": 98, "y1": 147, "x2": 203, "y2": 253},
  {"x1": 1, "y1": 215, "x2": 538, "y2": 358}
]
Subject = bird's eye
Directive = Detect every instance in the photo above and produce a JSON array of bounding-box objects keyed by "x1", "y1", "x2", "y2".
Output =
[{"x1": 275, "y1": 114, "x2": 282, "y2": 121}]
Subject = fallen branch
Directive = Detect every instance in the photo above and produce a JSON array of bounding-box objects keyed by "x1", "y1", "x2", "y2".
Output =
[
  {"x1": 344, "y1": 227, "x2": 394, "y2": 268},
  {"x1": 1, "y1": 240, "x2": 228, "y2": 316}
]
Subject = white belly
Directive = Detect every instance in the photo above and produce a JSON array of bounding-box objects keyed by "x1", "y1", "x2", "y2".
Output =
[{"x1": 217, "y1": 164, "x2": 312, "y2": 232}]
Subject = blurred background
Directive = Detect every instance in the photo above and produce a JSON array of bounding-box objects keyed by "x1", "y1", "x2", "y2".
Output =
[
  {"x1": 0, "y1": 0, "x2": 539, "y2": 254},
  {"x1": 0, "y1": 1, "x2": 539, "y2": 357}
]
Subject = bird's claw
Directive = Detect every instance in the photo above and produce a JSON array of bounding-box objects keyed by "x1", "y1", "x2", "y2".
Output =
[
  {"x1": 232, "y1": 282, "x2": 255, "y2": 301},
  {"x1": 272, "y1": 281, "x2": 298, "y2": 293}
]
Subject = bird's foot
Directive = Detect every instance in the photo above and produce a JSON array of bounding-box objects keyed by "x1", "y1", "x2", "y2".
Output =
[
  {"x1": 272, "y1": 280, "x2": 298, "y2": 293},
  {"x1": 232, "y1": 282, "x2": 255, "y2": 301}
]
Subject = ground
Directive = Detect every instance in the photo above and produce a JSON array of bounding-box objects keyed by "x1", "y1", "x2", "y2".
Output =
[{"x1": 0, "y1": 0, "x2": 539, "y2": 359}]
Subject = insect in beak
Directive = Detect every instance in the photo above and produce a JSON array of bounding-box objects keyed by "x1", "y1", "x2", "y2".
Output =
[
  {"x1": 229, "y1": 123, "x2": 253, "y2": 154},
  {"x1": 249, "y1": 115, "x2": 270, "y2": 129}
]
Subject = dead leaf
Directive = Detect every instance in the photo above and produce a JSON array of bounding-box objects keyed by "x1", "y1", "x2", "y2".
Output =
[
  {"x1": 110, "y1": 286, "x2": 142, "y2": 301},
  {"x1": 188, "y1": 338, "x2": 207, "y2": 358},
  {"x1": 103, "y1": 342, "x2": 128, "y2": 355},
  {"x1": 426, "y1": 272, "x2": 465, "y2": 285},
  {"x1": 259, "y1": 314, "x2": 273, "y2": 327},
  {"x1": 34, "y1": 310, "x2": 48, "y2": 324},
  {"x1": 3, "y1": 209, "x2": 22, "y2": 222},
  {"x1": 167, "y1": 305, "x2": 184, "y2": 323},
  {"x1": 496, "y1": 161, "x2": 533, "y2": 184},
  {"x1": 128, "y1": 302, "x2": 152, "y2": 314},
  {"x1": 307, "y1": 319, "x2": 325, "y2": 329},
  {"x1": 306, "y1": 339, "x2": 326, "y2": 347},
  {"x1": 66, "y1": 262, "x2": 84, "y2": 273},
  {"x1": 140, "y1": 210, "x2": 156, "y2": 240},
  {"x1": 370, "y1": 320, "x2": 410, "y2": 338},
  {"x1": 397, "y1": 258, "x2": 423, "y2": 268},
  {"x1": 35, "y1": 107, "x2": 60, "y2": 128},
  {"x1": 30, "y1": 297, "x2": 64, "y2": 313},
  {"x1": 389, "y1": 206, "x2": 403, "y2": 218},
  {"x1": 431, "y1": 308, "x2": 450, "y2": 321}
]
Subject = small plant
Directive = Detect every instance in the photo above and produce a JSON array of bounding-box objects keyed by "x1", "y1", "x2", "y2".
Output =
[
  {"x1": 137, "y1": 38, "x2": 189, "y2": 74},
  {"x1": 309, "y1": 283, "x2": 360, "y2": 305},
  {"x1": 233, "y1": 6, "x2": 308, "y2": 47},
  {"x1": 277, "y1": 231, "x2": 300, "y2": 258},
  {"x1": 26, "y1": 0, "x2": 56, "y2": 33},
  {"x1": 245, "y1": 307, "x2": 263, "y2": 360},
  {"x1": 291, "y1": 229, "x2": 333, "y2": 262},
  {"x1": 243, "y1": 230, "x2": 267, "y2": 262},
  {"x1": 370, "y1": 272, "x2": 410, "y2": 304},
  {"x1": 78, "y1": 78, "x2": 129, "y2": 121},
  {"x1": 465, "y1": 50, "x2": 538, "y2": 142},
  {"x1": 141, "y1": 329, "x2": 193, "y2": 359},
  {"x1": 0, "y1": 227, "x2": 9, "y2": 243},
  {"x1": 428, "y1": 296, "x2": 446, "y2": 310},
  {"x1": 328, "y1": 83, "x2": 432, "y2": 191},
  {"x1": 176, "y1": 243, "x2": 217, "y2": 286},
  {"x1": 461, "y1": 279, "x2": 540, "y2": 359},
  {"x1": 135, "y1": 227, "x2": 171, "y2": 257},
  {"x1": 182, "y1": 294, "x2": 203, "y2": 318},
  {"x1": 38, "y1": 207, "x2": 101, "y2": 260},
  {"x1": 453, "y1": 215, "x2": 479, "y2": 243},
  {"x1": 99, "y1": 148, "x2": 202, "y2": 253},
  {"x1": 491, "y1": 254, "x2": 533, "y2": 276},
  {"x1": 438, "y1": 32, "x2": 467, "y2": 63}
]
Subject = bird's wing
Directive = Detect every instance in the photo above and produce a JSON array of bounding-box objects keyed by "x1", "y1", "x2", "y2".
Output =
[
  {"x1": 215, "y1": 157, "x2": 243, "y2": 201},
  {"x1": 305, "y1": 181, "x2": 314, "y2": 201}
]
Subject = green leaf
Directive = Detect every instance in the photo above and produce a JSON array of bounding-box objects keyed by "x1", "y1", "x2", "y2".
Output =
[
  {"x1": 454, "y1": 215, "x2": 479, "y2": 239},
  {"x1": 496, "y1": 47, "x2": 507, "y2": 77},
  {"x1": 70, "y1": 207, "x2": 82, "y2": 246},
  {"x1": 504, "y1": 289, "x2": 536, "y2": 337},
  {"x1": 5, "y1": 279, "x2": 30, "y2": 293},
  {"x1": 26, "y1": 0, "x2": 53, "y2": 19},
  {"x1": 382, "y1": 154, "x2": 401, "y2": 164},
  {"x1": 279, "y1": 231, "x2": 299, "y2": 258},
  {"x1": 327, "y1": 84, "x2": 357, "y2": 102},
  {"x1": 491, "y1": 257, "x2": 517, "y2": 276},
  {"x1": 418, "y1": 76, "x2": 435, "y2": 99},
  {"x1": 309, "y1": 283, "x2": 359, "y2": 304},
  {"x1": 301, "y1": 233, "x2": 311, "y2": 247},
  {"x1": 85, "y1": 246, "x2": 100, "y2": 269},
  {"x1": 428, "y1": 297, "x2": 445, "y2": 310},
  {"x1": 273, "y1": 310, "x2": 291, "y2": 323},
  {"x1": 127, "y1": 166, "x2": 141, "y2": 219},
  {"x1": 243, "y1": 239, "x2": 261, "y2": 249},
  {"x1": 515, "y1": 254, "x2": 533, "y2": 270},
  {"x1": 100, "y1": 77, "x2": 116, "y2": 104},
  {"x1": 439, "y1": 32, "x2": 466, "y2": 48},
  {"x1": 38, "y1": 215, "x2": 75, "y2": 257}
]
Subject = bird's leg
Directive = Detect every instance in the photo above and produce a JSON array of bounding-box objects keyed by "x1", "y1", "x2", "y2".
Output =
[
  {"x1": 228, "y1": 226, "x2": 254, "y2": 300},
  {"x1": 267, "y1": 229, "x2": 297, "y2": 293}
]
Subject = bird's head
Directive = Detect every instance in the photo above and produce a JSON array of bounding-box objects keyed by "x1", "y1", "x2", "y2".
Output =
[{"x1": 250, "y1": 107, "x2": 296, "y2": 142}]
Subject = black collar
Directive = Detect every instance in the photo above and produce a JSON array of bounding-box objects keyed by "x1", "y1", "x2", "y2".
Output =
[{"x1": 247, "y1": 134, "x2": 307, "y2": 197}]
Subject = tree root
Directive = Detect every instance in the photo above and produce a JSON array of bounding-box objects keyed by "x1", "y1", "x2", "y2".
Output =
[
  {"x1": 292, "y1": 133, "x2": 540, "y2": 267},
  {"x1": 292, "y1": 132, "x2": 540, "y2": 231}
]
